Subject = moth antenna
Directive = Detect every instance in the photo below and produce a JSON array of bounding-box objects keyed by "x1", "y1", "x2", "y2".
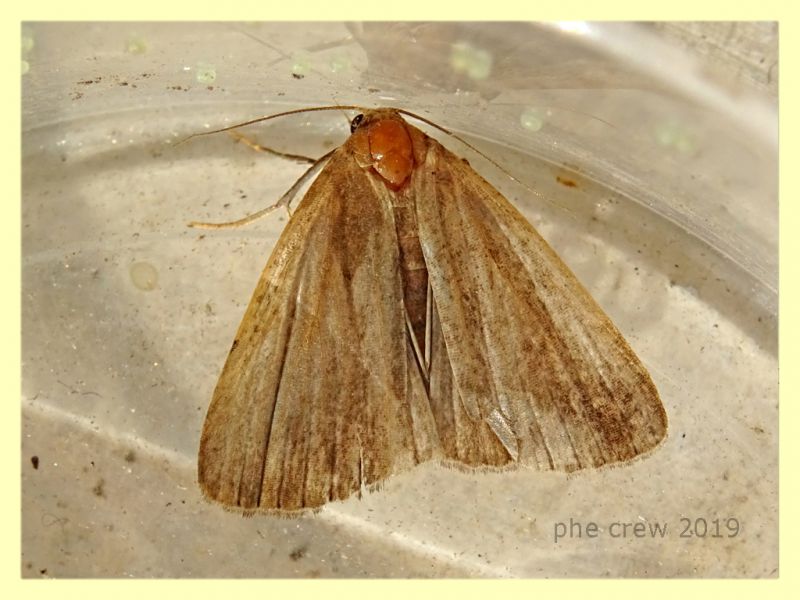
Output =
[
  {"x1": 188, "y1": 148, "x2": 336, "y2": 229},
  {"x1": 396, "y1": 109, "x2": 545, "y2": 201},
  {"x1": 332, "y1": 97, "x2": 353, "y2": 126},
  {"x1": 494, "y1": 103, "x2": 618, "y2": 131},
  {"x1": 174, "y1": 105, "x2": 368, "y2": 146}
]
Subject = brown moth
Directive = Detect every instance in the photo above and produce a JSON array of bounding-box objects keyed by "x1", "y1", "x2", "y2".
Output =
[{"x1": 194, "y1": 107, "x2": 667, "y2": 514}]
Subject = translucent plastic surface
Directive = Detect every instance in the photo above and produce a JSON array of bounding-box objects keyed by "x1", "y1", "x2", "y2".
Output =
[{"x1": 22, "y1": 22, "x2": 777, "y2": 577}]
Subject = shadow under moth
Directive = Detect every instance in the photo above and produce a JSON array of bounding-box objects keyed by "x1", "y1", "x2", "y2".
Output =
[{"x1": 191, "y1": 106, "x2": 668, "y2": 515}]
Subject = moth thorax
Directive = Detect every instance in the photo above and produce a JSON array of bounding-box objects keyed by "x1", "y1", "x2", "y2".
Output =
[{"x1": 365, "y1": 119, "x2": 415, "y2": 190}]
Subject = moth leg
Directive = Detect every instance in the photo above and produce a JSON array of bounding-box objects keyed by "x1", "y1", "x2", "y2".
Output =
[
  {"x1": 405, "y1": 308, "x2": 430, "y2": 385},
  {"x1": 424, "y1": 280, "x2": 433, "y2": 373},
  {"x1": 188, "y1": 148, "x2": 336, "y2": 229},
  {"x1": 228, "y1": 130, "x2": 318, "y2": 164}
]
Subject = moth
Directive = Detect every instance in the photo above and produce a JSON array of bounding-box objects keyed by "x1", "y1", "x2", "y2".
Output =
[{"x1": 193, "y1": 106, "x2": 668, "y2": 514}]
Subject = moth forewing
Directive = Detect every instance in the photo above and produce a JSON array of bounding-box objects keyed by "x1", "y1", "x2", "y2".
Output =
[
  {"x1": 196, "y1": 107, "x2": 667, "y2": 514},
  {"x1": 414, "y1": 137, "x2": 667, "y2": 470}
]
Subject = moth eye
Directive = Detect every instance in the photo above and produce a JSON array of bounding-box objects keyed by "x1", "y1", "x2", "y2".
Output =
[{"x1": 350, "y1": 114, "x2": 364, "y2": 133}]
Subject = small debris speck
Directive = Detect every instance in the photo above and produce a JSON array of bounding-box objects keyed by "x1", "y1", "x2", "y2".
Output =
[{"x1": 92, "y1": 478, "x2": 106, "y2": 498}]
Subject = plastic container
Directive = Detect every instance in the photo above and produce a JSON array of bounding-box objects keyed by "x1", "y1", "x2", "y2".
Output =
[{"x1": 22, "y1": 21, "x2": 777, "y2": 577}]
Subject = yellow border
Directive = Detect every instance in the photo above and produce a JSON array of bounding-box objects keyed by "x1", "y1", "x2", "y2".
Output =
[
  {"x1": 6, "y1": 1, "x2": 796, "y2": 20},
  {"x1": 9, "y1": 2, "x2": 793, "y2": 598}
]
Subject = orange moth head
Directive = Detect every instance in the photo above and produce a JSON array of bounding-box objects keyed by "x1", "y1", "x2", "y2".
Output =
[{"x1": 349, "y1": 109, "x2": 426, "y2": 191}]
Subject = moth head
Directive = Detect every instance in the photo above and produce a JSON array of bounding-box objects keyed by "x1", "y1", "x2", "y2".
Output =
[
  {"x1": 350, "y1": 113, "x2": 365, "y2": 133},
  {"x1": 350, "y1": 109, "x2": 405, "y2": 131},
  {"x1": 347, "y1": 109, "x2": 428, "y2": 191}
]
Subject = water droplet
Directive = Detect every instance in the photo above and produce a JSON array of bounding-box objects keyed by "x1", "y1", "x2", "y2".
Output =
[
  {"x1": 520, "y1": 107, "x2": 547, "y2": 132},
  {"x1": 450, "y1": 41, "x2": 493, "y2": 80},
  {"x1": 195, "y1": 62, "x2": 216, "y2": 84},
  {"x1": 291, "y1": 52, "x2": 311, "y2": 76},
  {"x1": 130, "y1": 262, "x2": 158, "y2": 291},
  {"x1": 126, "y1": 37, "x2": 147, "y2": 55}
]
